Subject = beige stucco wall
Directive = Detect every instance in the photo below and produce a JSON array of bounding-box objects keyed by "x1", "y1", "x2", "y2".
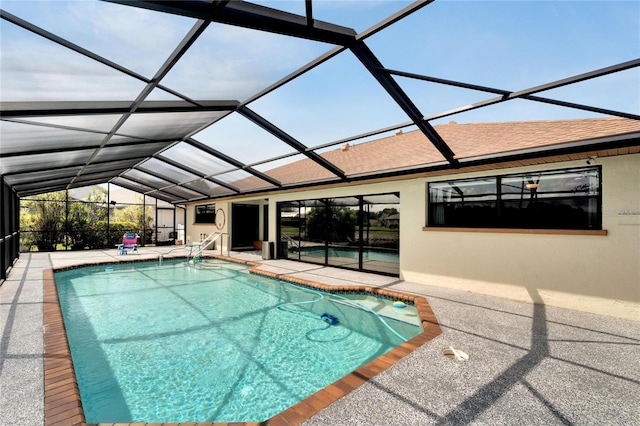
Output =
[
  {"x1": 402, "y1": 154, "x2": 640, "y2": 321},
  {"x1": 186, "y1": 153, "x2": 640, "y2": 321},
  {"x1": 186, "y1": 199, "x2": 268, "y2": 252},
  {"x1": 185, "y1": 200, "x2": 230, "y2": 252}
]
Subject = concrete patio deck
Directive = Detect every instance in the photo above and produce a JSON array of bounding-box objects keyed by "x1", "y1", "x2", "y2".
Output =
[{"x1": 2, "y1": 247, "x2": 639, "y2": 425}]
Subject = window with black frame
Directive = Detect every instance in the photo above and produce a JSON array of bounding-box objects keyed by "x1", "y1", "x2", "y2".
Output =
[
  {"x1": 428, "y1": 166, "x2": 601, "y2": 230},
  {"x1": 194, "y1": 204, "x2": 216, "y2": 224}
]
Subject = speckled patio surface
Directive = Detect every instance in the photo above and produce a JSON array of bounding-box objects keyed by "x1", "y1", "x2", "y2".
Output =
[{"x1": 2, "y1": 248, "x2": 639, "y2": 425}]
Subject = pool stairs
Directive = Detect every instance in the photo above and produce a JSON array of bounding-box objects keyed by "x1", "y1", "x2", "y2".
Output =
[{"x1": 277, "y1": 283, "x2": 408, "y2": 343}]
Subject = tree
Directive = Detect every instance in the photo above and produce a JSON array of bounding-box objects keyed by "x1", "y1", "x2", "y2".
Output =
[
  {"x1": 112, "y1": 199, "x2": 154, "y2": 244},
  {"x1": 377, "y1": 207, "x2": 399, "y2": 228},
  {"x1": 19, "y1": 209, "x2": 36, "y2": 251},
  {"x1": 67, "y1": 201, "x2": 91, "y2": 250},
  {"x1": 306, "y1": 204, "x2": 357, "y2": 243},
  {"x1": 67, "y1": 188, "x2": 109, "y2": 249},
  {"x1": 19, "y1": 188, "x2": 156, "y2": 251},
  {"x1": 85, "y1": 188, "x2": 108, "y2": 221},
  {"x1": 22, "y1": 191, "x2": 66, "y2": 251}
]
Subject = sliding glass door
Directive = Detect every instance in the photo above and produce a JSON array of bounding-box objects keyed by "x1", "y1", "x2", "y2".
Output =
[{"x1": 277, "y1": 192, "x2": 399, "y2": 276}]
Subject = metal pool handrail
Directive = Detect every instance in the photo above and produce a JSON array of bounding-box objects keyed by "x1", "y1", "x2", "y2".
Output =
[
  {"x1": 186, "y1": 232, "x2": 229, "y2": 263},
  {"x1": 157, "y1": 232, "x2": 229, "y2": 265}
]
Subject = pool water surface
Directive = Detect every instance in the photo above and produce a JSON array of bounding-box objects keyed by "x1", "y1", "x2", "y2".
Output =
[
  {"x1": 298, "y1": 246, "x2": 399, "y2": 263},
  {"x1": 54, "y1": 259, "x2": 422, "y2": 423}
]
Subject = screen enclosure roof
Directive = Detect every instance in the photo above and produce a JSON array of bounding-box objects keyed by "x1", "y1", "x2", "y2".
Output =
[{"x1": 1, "y1": 0, "x2": 639, "y2": 204}]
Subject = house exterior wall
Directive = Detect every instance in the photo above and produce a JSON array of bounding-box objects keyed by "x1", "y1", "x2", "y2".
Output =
[
  {"x1": 186, "y1": 199, "x2": 267, "y2": 252},
  {"x1": 186, "y1": 153, "x2": 640, "y2": 321},
  {"x1": 186, "y1": 201, "x2": 230, "y2": 251},
  {"x1": 403, "y1": 154, "x2": 639, "y2": 322}
]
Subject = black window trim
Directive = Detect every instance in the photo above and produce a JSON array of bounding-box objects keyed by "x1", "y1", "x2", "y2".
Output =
[
  {"x1": 194, "y1": 203, "x2": 216, "y2": 224},
  {"x1": 427, "y1": 165, "x2": 603, "y2": 231}
]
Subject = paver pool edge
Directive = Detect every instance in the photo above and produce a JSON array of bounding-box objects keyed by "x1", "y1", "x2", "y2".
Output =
[{"x1": 43, "y1": 256, "x2": 442, "y2": 426}]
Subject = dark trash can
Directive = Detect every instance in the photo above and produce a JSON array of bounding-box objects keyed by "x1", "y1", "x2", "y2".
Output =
[{"x1": 279, "y1": 241, "x2": 289, "y2": 259}]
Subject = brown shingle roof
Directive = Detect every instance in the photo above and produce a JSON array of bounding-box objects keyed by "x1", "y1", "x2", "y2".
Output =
[
  {"x1": 437, "y1": 117, "x2": 640, "y2": 158},
  {"x1": 237, "y1": 117, "x2": 640, "y2": 190}
]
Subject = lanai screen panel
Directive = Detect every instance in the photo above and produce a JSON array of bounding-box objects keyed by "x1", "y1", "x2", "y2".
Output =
[
  {"x1": 159, "y1": 144, "x2": 237, "y2": 177},
  {"x1": 1, "y1": 1, "x2": 638, "y2": 202},
  {"x1": 192, "y1": 112, "x2": 300, "y2": 166},
  {"x1": 1, "y1": 121, "x2": 109, "y2": 153},
  {"x1": 182, "y1": 179, "x2": 234, "y2": 199}
]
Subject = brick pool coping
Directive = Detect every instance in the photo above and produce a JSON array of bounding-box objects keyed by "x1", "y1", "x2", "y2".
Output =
[{"x1": 43, "y1": 256, "x2": 442, "y2": 426}]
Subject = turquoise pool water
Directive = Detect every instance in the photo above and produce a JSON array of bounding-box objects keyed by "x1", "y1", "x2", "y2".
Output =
[
  {"x1": 54, "y1": 259, "x2": 421, "y2": 423},
  {"x1": 298, "y1": 246, "x2": 399, "y2": 263}
]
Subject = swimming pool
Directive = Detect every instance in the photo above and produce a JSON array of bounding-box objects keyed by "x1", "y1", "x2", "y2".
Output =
[
  {"x1": 297, "y1": 246, "x2": 399, "y2": 263},
  {"x1": 54, "y1": 259, "x2": 422, "y2": 423}
]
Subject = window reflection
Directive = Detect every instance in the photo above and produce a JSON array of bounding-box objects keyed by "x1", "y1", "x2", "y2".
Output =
[
  {"x1": 278, "y1": 193, "x2": 399, "y2": 276},
  {"x1": 428, "y1": 167, "x2": 601, "y2": 229}
]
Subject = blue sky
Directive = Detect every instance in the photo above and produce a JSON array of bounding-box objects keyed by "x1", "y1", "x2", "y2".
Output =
[{"x1": 2, "y1": 0, "x2": 639, "y2": 158}]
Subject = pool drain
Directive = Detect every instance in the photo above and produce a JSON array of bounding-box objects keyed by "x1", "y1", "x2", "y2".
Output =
[{"x1": 443, "y1": 346, "x2": 469, "y2": 362}]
